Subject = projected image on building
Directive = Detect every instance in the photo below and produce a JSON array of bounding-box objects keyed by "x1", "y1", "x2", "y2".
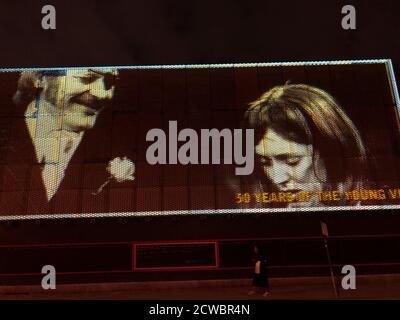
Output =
[{"x1": 0, "y1": 60, "x2": 398, "y2": 219}]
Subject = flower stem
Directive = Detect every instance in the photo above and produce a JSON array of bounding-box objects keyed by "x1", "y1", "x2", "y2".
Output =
[{"x1": 92, "y1": 178, "x2": 111, "y2": 196}]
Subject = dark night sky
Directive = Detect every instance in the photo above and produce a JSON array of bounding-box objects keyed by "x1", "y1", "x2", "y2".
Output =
[{"x1": 0, "y1": 0, "x2": 399, "y2": 71}]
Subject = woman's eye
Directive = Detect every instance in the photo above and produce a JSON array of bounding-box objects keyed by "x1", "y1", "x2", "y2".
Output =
[{"x1": 259, "y1": 157, "x2": 272, "y2": 166}]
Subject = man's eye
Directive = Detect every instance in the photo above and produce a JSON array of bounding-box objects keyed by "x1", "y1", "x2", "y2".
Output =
[
  {"x1": 75, "y1": 76, "x2": 97, "y2": 84},
  {"x1": 286, "y1": 158, "x2": 301, "y2": 166}
]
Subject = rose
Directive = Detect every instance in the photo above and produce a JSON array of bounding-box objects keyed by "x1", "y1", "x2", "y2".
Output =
[
  {"x1": 107, "y1": 157, "x2": 135, "y2": 182},
  {"x1": 92, "y1": 157, "x2": 135, "y2": 195}
]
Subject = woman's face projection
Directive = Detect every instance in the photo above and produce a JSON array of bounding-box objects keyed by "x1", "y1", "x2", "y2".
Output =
[{"x1": 255, "y1": 128, "x2": 328, "y2": 206}]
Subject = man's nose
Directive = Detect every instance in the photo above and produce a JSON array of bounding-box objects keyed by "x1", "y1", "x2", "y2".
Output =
[
  {"x1": 90, "y1": 78, "x2": 114, "y2": 100},
  {"x1": 267, "y1": 162, "x2": 292, "y2": 186}
]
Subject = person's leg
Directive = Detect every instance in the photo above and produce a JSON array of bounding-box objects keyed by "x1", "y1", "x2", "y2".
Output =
[
  {"x1": 262, "y1": 275, "x2": 270, "y2": 296},
  {"x1": 248, "y1": 274, "x2": 259, "y2": 295},
  {"x1": 262, "y1": 283, "x2": 270, "y2": 297}
]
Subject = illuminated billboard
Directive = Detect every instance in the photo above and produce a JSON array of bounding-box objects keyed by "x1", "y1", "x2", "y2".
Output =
[{"x1": 0, "y1": 59, "x2": 399, "y2": 220}]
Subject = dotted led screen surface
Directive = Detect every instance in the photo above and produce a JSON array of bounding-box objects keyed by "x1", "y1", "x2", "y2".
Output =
[{"x1": 0, "y1": 60, "x2": 399, "y2": 220}]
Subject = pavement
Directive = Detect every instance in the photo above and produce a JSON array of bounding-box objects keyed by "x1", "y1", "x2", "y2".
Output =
[{"x1": 1, "y1": 274, "x2": 400, "y2": 300}]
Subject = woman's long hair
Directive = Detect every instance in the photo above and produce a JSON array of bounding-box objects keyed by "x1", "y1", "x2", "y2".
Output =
[{"x1": 242, "y1": 83, "x2": 369, "y2": 206}]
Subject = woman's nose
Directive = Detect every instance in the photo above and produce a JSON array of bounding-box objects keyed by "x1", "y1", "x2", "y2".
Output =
[{"x1": 267, "y1": 162, "x2": 292, "y2": 186}]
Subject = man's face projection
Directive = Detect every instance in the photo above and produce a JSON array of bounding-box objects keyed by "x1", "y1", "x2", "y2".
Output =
[
  {"x1": 40, "y1": 68, "x2": 118, "y2": 131},
  {"x1": 255, "y1": 128, "x2": 328, "y2": 203}
]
